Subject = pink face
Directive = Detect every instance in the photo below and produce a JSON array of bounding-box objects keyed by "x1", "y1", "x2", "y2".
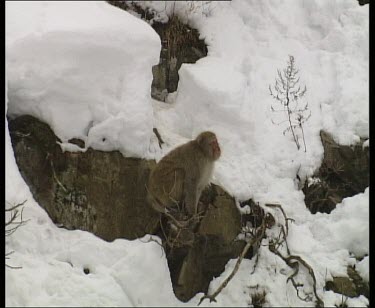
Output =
[{"x1": 210, "y1": 137, "x2": 221, "y2": 160}]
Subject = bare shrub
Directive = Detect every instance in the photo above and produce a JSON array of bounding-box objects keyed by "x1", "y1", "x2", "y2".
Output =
[{"x1": 269, "y1": 55, "x2": 310, "y2": 152}]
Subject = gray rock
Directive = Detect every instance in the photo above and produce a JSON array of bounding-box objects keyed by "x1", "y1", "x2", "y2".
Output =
[
  {"x1": 303, "y1": 130, "x2": 368, "y2": 214},
  {"x1": 325, "y1": 266, "x2": 369, "y2": 298},
  {"x1": 9, "y1": 115, "x2": 159, "y2": 241},
  {"x1": 8, "y1": 115, "x2": 246, "y2": 302}
]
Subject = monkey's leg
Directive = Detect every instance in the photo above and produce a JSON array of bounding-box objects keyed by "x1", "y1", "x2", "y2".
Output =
[{"x1": 183, "y1": 177, "x2": 199, "y2": 216}]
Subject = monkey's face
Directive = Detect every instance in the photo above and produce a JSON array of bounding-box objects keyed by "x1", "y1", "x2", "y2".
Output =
[
  {"x1": 210, "y1": 137, "x2": 221, "y2": 160},
  {"x1": 197, "y1": 131, "x2": 221, "y2": 161}
]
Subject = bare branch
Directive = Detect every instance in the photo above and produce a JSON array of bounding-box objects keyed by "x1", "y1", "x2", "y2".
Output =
[
  {"x1": 50, "y1": 160, "x2": 68, "y2": 193},
  {"x1": 5, "y1": 263, "x2": 22, "y2": 270},
  {"x1": 269, "y1": 55, "x2": 310, "y2": 151},
  {"x1": 5, "y1": 200, "x2": 27, "y2": 212},
  {"x1": 269, "y1": 245, "x2": 324, "y2": 307},
  {"x1": 199, "y1": 215, "x2": 268, "y2": 305},
  {"x1": 153, "y1": 127, "x2": 165, "y2": 149},
  {"x1": 5, "y1": 201, "x2": 29, "y2": 235},
  {"x1": 6, "y1": 200, "x2": 28, "y2": 269}
]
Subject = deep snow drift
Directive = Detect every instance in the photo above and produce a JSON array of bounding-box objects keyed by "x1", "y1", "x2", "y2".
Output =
[
  {"x1": 6, "y1": 1, "x2": 368, "y2": 307},
  {"x1": 6, "y1": 1, "x2": 160, "y2": 157}
]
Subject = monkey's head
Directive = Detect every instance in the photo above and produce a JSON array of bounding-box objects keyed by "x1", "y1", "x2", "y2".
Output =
[{"x1": 196, "y1": 131, "x2": 221, "y2": 161}]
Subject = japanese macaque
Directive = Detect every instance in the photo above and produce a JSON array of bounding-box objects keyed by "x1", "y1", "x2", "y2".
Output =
[{"x1": 147, "y1": 131, "x2": 221, "y2": 217}]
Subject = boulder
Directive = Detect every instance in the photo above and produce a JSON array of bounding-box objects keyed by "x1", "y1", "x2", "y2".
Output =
[
  {"x1": 303, "y1": 131, "x2": 369, "y2": 214},
  {"x1": 8, "y1": 114, "x2": 247, "y2": 302},
  {"x1": 9, "y1": 115, "x2": 159, "y2": 241},
  {"x1": 325, "y1": 266, "x2": 369, "y2": 298}
]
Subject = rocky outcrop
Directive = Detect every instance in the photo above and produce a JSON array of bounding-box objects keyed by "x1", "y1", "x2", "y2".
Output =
[
  {"x1": 357, "y1": 0, "x2": 369, "y2": 6},
  {"x1": 8, "y1": 115, "x2": 247, "y2": 302},
  {"x1": 8, "y1": 115, "x2": 159, "y2": 241},
  {"x1": 325, "y1": 266, "x2": 369, "y2": 299},
  {"x1": 169, "y1": 185, "x2": 245, "y2": 301},
  {"x1": 151, "y1": 16, "x2": 207, "y2": 101},
  {"x1": 10, "y1": 115, "x2": 369, "y2": 301},
  {"x1": 303, "y1": 131, "x2": 369, "y2": 214},
  {"x1": 107, "y1": 1, "x2": 208, "y2": 102}
]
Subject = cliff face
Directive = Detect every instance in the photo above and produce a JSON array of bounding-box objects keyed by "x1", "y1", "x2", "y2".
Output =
[{"x1": 8, "y1": 115, "x2": 246, "y2": 302}]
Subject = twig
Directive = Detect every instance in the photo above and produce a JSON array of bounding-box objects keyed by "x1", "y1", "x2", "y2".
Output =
[
  {"x1": 147, "y1": 184, "x2": 205, "y2": 230},
  {"x1": 250, "y1": 248, "x2": 260, "y2": 274},
  {"x1": 198, "y1": 216, "x2": 268, "y2": 305},
  {"x1": 5, "y1": 201, "x2": 29, "y2": 236},
  {"x1": 5, "y1": 200, "x2": 27, "y2": 212},
  {"x1": 269, "y1": 244, "x2": 324, "y2": 307},
  {"x1": 264, "y1": 203, "x2": 323, "y2": 306},
  {"x1": 153, "y1": 127, "x2": 164, "y2": 149},
  {"x1": 6, "y1": 200, "x2": 28, "y2": 269},
  {"x1": 265, "y1": 203, "x2": 294, "y2": 237},
  {"x1": 5, "y1": 264, "x2": 22, "y2": 270},
  {"x1": 273, "y1": 224, "x2": 290, "y2": 254},
  {"x1": 269, "y1": 55, "x2": 309, "y2": 151},
  {"x1": 6, "y1": 251, "x2": 22, "y2": 269},
  {"x1": 50, "y1": 159, "x2": 68, "y2": 193},
  {"x1": 299, "y1": 117, "x2": 307, "y2": 152}
]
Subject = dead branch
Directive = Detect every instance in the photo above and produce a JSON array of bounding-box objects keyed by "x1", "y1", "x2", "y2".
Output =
[
  {"x1": 6, "y1": 200, "x2": 28, "y2": 269},
  {"x1": 265, "y1": 203, "x2": 294, "y2": 237},
  {"x1": 196, "y1": 201, "x2": 323, "y2": 307},
  {"x1": 250, "y1": 249, "x2": 260, "y2": 275},
  {"x1": 153, "y1": 127, "x2": 165, "y2": 149},
  {"x1": 49, "y1": 159, "x2": 68, "y2": 193},
  {"x1": 5, "y1": 200, "x2": 29, "y2": 236},
  {"x1": 5, "y1": 251, "x2": 22, "y2": 269},
  {"x1": 5, "y1": 200, "x2": 27, "y2": 213},
  {"x1": 138, "y1": 233, "x2": 164, "y2": 247},
  {"x1": 198, "y1": 214, "x2": 269, "y2": 305},
  {"x1": 269, "y1": 56, "x2": 309, "y2": 151},
  {"x1": 273, "y1": 224, "x2": 290, "y2": 254},
  {"x1": 264, "y1": 203, "x2": 323, "y2": 306},
  {"x1": 5, "y1": 263, "x2": 22, "y2": 270},
  {"x1": 269, "y1": 244, "x2": 324, "y2": 307}
]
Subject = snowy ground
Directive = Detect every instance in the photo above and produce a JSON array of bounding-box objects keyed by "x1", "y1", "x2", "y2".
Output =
[{"x1": 6, "y1": 1, "x2": 368, "y2": 307}]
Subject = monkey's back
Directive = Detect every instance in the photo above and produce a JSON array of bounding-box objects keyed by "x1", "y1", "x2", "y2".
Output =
[{"x1": 147, "y1": 140, "x2": 205, "y2": 208}]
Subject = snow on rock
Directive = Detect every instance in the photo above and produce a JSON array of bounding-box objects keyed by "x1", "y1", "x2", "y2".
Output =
[
  {"x1": 6, "y1": 225, "x2": 179, "y2": 306},
  {"x1": 6, "y1": 71, "x2": 178, "y2": 308},
  {"x1": 305, "y1": 188, "x2": 369, "y2": 258},
  {"x1": 148, "y1": 0, "x2": 368, "y2": 306},
  {"x1": 149, "y1": 0, "x2": 368, "y2": 204},
  {"x1": 5, "y1": 2, "x2": 178, "y2": 307},
  {"x1": 171, "y1": 57, "x2": 249, "y2": 138},
  {"x1": 356, "y1": 256, "x2": 369, "y2": 282},
  {"x1": 5, "y1": 78, "x2": 28, "y2": 204},
  {"x1": 6, "y1": 0, "x2": 369, "y2": 307},
  {"x1": 153, "y1": 0, "x2": 368, "y2": 202},
  {"x1": 6, "y1": 1, "x2": 161, "y2": 157}
]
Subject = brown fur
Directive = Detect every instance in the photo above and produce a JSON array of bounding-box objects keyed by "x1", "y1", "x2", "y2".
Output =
[{"x1": 147, "y1": 131, "x2": 221, "y2": 216}]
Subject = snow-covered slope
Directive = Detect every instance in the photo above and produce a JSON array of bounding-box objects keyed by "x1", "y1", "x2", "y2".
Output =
[
  {"x1": 6, "y1": 1, "x2": 160, "y2": 157},
  {"x1": 6, "y1": 1, "x2": 368, "y2": 307}
]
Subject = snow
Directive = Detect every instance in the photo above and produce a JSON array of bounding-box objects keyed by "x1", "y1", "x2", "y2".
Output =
[
  {"x1": 6, "y1": 0, "x2": 368, "y2": 307},
  {"x1": 356, "y1": 256, "x2": 369, "y2": 282},
  {"x1": 6, "y1": 1, "x2": 160, "y2": 158},
  {"x1": 307, "y1": 189, "x2": 369, "y2": 258}
]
